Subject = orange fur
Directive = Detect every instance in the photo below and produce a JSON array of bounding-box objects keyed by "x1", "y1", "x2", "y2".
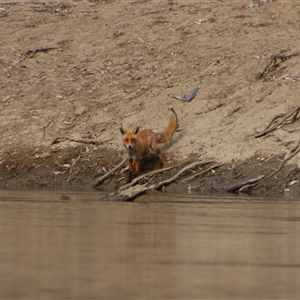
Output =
[{"x1": 120, "y1": 107, "x2": 178, "y2": 182}]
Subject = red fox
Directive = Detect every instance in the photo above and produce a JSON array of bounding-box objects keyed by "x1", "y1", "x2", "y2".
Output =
[{"x1": 120, "y1": 107, "x2": 178, "y2": 182}]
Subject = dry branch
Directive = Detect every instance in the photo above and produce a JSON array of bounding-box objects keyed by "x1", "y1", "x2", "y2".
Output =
[
  {"x1": 224, "y1": 100, "x2": 248, "y2": 117},
  {"x1": 118, "y1": 166, "x2": 174, "y2": 192},
  {"x1": 24, "y1": 46, "x2": 58, "y2": 58},
  {"x1": 255, "y1": 106, "x2": 300, "y2": 138},
  {"x1": 51, "y1": 136, "x2": 111, "y2": 145},
  {"x1": 100, "y1": 160, "x2": 217, "y2": 201},
  {"x1": 256, "y1": 52, "x2": 299, "y2": 80},
  {"x1": 101, "y1": 184, "x2": 148, "y2": 202},
  {"x1": 151, "y1": 160, "x2": 214, "y2": 190},
  {"x1": 93, "y1": 157, "x2": 127, "y2": 188}
]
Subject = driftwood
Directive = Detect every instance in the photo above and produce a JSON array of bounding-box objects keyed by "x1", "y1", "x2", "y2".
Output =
[
  {"x1": 255, "y1": 106, "x2": 300, "y2": 138},
  {"x1": 101, "y1": 184, "x2": 148, "y2": 202},
  {"x1": 100, "y1": 160, "x2": 217, "y2": 201},
  {"x1": 226, "y1": 137, "x2": 300, "y2": 193}
]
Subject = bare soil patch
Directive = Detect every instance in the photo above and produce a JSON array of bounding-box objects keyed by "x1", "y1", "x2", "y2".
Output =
[{"x1": 1, "y1": 0, "x2": 300, "y2": 197}]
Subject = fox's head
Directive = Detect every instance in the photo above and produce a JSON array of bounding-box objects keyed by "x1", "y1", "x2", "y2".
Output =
[{"x1": 120, "y1": 127, "x2": 139, "y2": 152}]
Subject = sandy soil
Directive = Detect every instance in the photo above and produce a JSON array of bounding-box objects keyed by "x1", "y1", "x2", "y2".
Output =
[{"x1": 1, "y1": 0, "x2": 300, "y2": 197}]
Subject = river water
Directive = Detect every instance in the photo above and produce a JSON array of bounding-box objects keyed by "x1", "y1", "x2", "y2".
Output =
[{"x1": 0, "y1": 189, "x2": 299, "y2": 299}]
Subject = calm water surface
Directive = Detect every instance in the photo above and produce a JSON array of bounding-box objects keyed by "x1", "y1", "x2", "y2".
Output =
[{"x1": 0, "y1": 189, "x2": 299, "y2": 299}]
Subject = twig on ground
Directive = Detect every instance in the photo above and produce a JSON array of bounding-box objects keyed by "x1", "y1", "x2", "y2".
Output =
[
  {"x1": 281, "y1": 127, "x2": 300, "y2": 133},
  {"x1": 256, "y1": 86, "x2": 277, "y2": 103},
  {"x1": 255, "y1": 106, "x2": 300, "y2": 138},
  {"x1": 124, "y1": 110, "x2": 138, "y2": 117},
  {"x1": 51, "y1": 136, "x2": 111, "y2": 145},
  {"x1": 256, "y1": 52, "x2": 299, "y2": 80},
  {"x1": 224, "y1": 100, "x2": 248, "y2": 117},
  {"x1": 24, "y1": 46, "x2": 59, "y2": 58}
]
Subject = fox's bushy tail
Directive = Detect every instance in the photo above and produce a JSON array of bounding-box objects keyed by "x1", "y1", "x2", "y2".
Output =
[{"x1": 156, "y1": 107, "x2": 178, "y2": 143}]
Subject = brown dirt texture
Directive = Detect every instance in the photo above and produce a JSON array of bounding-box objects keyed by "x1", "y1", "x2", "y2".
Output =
[{"x1": 1, "y1": 0, "x2": 300, "y2": 197}]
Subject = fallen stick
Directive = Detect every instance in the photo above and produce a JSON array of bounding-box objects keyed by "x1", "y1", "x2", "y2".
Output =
[
  {"x1": 280, "y1": 127, "x2": 300, "y2": 133},
  {"x1": 51, "y1": 136, "x2": 111, "y2": 145},
  {"x1": 24, "y1": 46, "x2": 58, "y2": 58},
  {"x1": 224, "y1": 100, "x2": 248, "y2": 117},
  {"x1": 255, "y1": 106, "x2": 300, "y2": 138},
  {"x1": 256, "y1": 52, "x2": 300, "y2": 80},
  {"x1": 93, "y1": 157, "x2": 127, "y2": 188}
]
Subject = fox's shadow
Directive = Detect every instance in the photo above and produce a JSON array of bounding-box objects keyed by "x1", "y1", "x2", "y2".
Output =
[{"x1": 139, "y1": 152, "x2": 163, "y2": 173}]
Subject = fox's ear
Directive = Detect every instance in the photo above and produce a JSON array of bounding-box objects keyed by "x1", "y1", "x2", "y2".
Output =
[
  {"x1": 120, "y1": 127, "x2": 126, "y2": 135},
  {"x1": 133, "y1": 127, "x2": 140, "y2": 134}
]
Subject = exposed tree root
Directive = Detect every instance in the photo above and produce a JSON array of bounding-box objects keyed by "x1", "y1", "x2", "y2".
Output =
[
  {"x1": 226, "y1": 175, "x2": 265, "y2": 193},
  {"x1": 226, "y1": 137, "x2": 300, "y2": 193}
]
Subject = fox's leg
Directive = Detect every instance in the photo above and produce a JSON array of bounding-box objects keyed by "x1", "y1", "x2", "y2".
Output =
[
  {"x1": 134, "y1": 159, "x2": 141, "y2": 175},
  {"x1": 127, "y1": 158, "x2": 134, "y2": 183},
  {"x1": 151, "y1": 143, "x2": 165, "y2": 165}
]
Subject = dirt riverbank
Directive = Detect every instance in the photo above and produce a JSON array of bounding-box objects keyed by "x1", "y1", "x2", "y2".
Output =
[{"x1": 1, "y1": 0, "x2": 300, "y2": 197}]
